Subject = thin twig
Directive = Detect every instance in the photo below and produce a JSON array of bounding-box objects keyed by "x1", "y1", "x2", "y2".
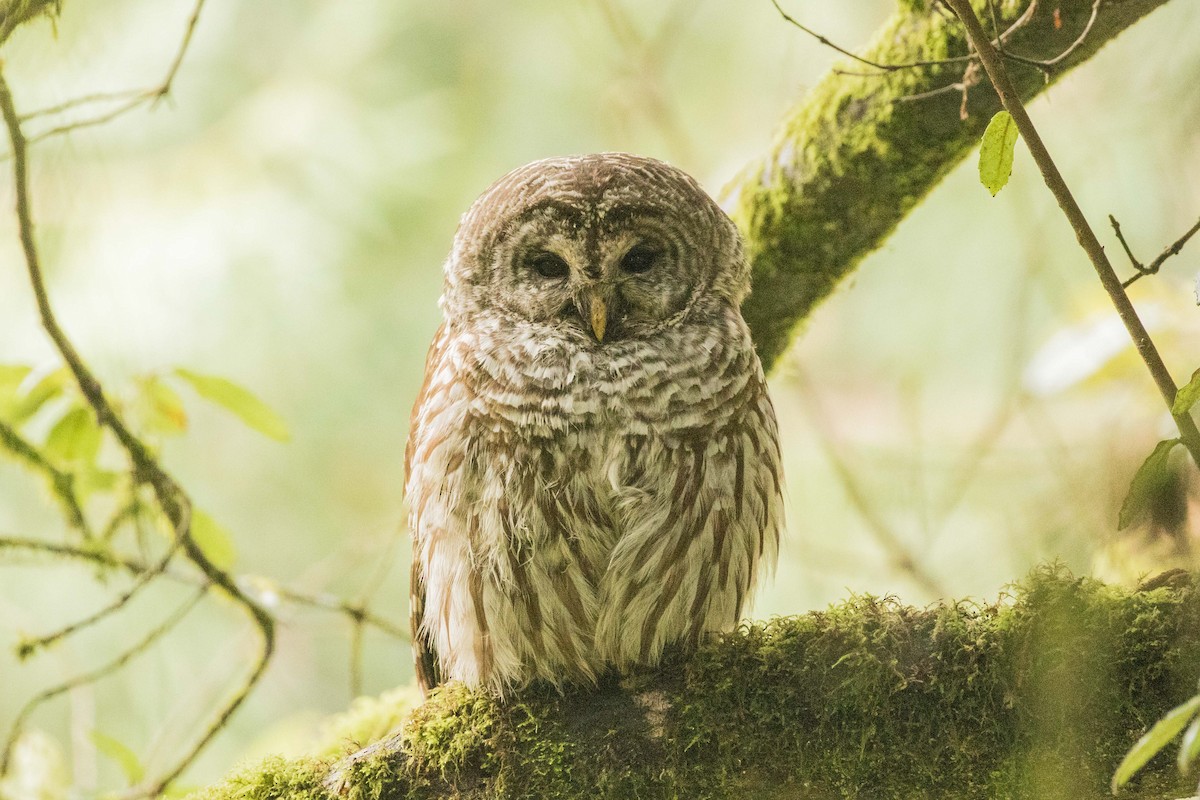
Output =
[
  {"x1": 0, "y1": 535, "x2": 409, "y2": 641},
  {"x1": 770, "y1": 0, "x2": 974, "y2": 72},
  {"x1": 941, "y1": 0, "x2": 1200, "y2": 470},
  {"x1": 0, "y1": 418, "x2": 91, "y2": 537},
  {"x1": 268, "y1": 584, "x2": 410, "y2": 641},
  {"x1": 0, "y1": 57, "x2": 275, "y2": 797},
  {"x1": 1111, "y1": 213, "x2": 1200, "y2": 289},
  {"x1": 17, "y1": 542, "x2": 182, "y2": 658},
  {"x1": 1023, "y1": 0, "x2": 1102, "y2": 69},
  {"x1": 770, "y1": 0, "x2": 1054, "y2": 76},
  {"x1": 18, "y1": 89, "x2": 143, "y2": 121},
  {"x1": 0, "y1": 535, "x2": 148, "y2": 572},
  {"x1": 2, "y1": 0, "x2": 206, "y2": 158},
  {"x1": 0, "y1": 587, "x2": 207, "y2": 776}
]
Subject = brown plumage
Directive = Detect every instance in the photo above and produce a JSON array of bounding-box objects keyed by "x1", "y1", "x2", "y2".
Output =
[{"x1": 405, "y1": 153, "x2": 784, "y2": 695}]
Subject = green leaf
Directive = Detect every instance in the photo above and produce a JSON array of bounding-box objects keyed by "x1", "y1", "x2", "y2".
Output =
[
  {"x1": 90, "y1": 730, "x2": 145, "y2": 785},
  {"x1": 978, "y1": 110, "x2": 1019, "y2": 196},
  {"x1": 1172, "y1": 368, "x2": 1200, "y2": 416},
  {"x1": 191, "y1": 508, "x2": 237, "y2": 569},
  {"x1": 1113, "y1": 694, "x2": 1200, "y2": 792},
  {"x1": 173, "y1": 368, "x2": 289, "y2": 442},
  {"x1": 137, "y1": 375, "x2": 189, "y2": 436},
  {"x1": 1118, "y1": 438, "x2": 1181, "y2": 530},
  {"x1": 1179, "y1": 713, "x2": 1200, "y2": 773},
  {"x1": 44, "y1": 406, "x2": 102, "y2": 467},
  {"x1": 0, "y1": 364, "x2": 32, "y2": 410},
  {"x1": 1, "y1": 366, "x2": 68, "y2": 423}
]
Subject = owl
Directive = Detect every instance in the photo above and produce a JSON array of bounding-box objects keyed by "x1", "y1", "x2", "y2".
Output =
[{"x1": 405, "y1": 153, "x2": 784, "y2": 696}]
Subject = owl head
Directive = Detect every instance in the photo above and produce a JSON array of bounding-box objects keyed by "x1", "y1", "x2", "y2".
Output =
[{"x1": 442, "y1": 153, "x2": 749, "y2": 343}]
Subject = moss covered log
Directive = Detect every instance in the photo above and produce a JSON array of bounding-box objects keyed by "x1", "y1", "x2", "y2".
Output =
[
  {"x1": 734, "y1": 0, "x2": 1173, "y2": 371},
  {"x1": 189, "y1": 569, "x2": 1200, "y2": 799}
]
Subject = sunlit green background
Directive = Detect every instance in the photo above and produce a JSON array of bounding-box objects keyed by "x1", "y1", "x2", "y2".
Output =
[{"x1": 2, "y1": 0, "x2": 1199, "y2": 794}]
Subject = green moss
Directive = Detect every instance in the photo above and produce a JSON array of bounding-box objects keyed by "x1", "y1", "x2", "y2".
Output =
[
  {"x1": 185, "y1": 755, "x2": 331, "y2": 800},
  {"x1": 191, "y1": 566, "x2": 1200, "y2": 800},
  {"x1": 314, "y1": 687, "x2": 424, "y2": 759},
  {"x1": 402, "y1": 682, "x2": 498, "y2": 777}
]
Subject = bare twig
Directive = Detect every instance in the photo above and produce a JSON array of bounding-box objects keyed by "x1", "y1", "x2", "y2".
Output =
[
  {"x1": 0, "y1": 418, "x2": 91, "y2": 537},
  {"x1": 267, "y1": 583, "x2": 409, "y2": 641},
  {"x1": 770, "y1": 0, "x2": 1053, "y2": 76},
  {"x1": 1020, "y1": 0, "x2": 1102, "y2": 69},
  {"x1": 940, "y1": 0, "x2": 1200, "y2": 470},
  {"x1": 1110, "y1": 213, "x2": 1200, "y2": 289},
  {"x1": 17, "y1": 541, "x2": 182, "y2": 658},
  {"x1": 3, "y1": 0, "x2": 206, "y2": 155},
  {"x1": 0, "y1": 54, "x2": 275, "y2": 796},
  {"x1": 19, "y1": 89, "x2": 143, "y2": 121},
  {"x1": 0, "y1": 587, "x2": 207, "y2": 777},
  {"x1": 770, "y1": 0, "x2": 976, "y2": 72},
  {"x1": 0, "y1": 534, "x2": 409, "y2": 641},
  {"x1": 0, "y1": 535, "x2": 148, "y2": 572}
]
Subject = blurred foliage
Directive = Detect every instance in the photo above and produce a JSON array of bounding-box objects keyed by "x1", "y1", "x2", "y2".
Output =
[{"x1": 0, "y1": 0, "x2": 1198, "y2": 796}]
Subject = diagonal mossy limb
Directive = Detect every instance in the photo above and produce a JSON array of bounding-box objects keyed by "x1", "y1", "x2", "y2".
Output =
[
  {"x1": 189, "y1": 568, "x2": 1200, "y2": 800},
  {"x1": 735, "y1": 0, "x2": 1174, "y2": 372}
]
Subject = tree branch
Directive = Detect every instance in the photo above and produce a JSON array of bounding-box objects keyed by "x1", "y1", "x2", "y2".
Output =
[
  {"x1": 0, "y1": 418, "x2": 91, "y2": 536},
  {"x1": 0, "y1": 58, "x2": 275, "y2": 798},
  {"x1": 938, "y1": 0, "x2": 1200, "y2": 468},
  {"x1": 733, "y1": 0, "x2": 1174, "y2": 372},
  {"x1": 189, "y1": 569, "x2": 1200, "y2": 800}
]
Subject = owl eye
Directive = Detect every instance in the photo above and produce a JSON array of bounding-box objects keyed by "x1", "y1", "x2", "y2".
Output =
[
  {"x1": 528, "y1": 252, "x2": 570, "y2": 280},
  {"x1": 620, "y1": 244, "x2": 659, "y2": 274}
]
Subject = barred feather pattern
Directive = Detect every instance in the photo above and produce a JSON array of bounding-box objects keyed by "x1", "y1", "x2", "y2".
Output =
[{"x1": 405, "y1": 154, "x2": 784, "y2": 695}]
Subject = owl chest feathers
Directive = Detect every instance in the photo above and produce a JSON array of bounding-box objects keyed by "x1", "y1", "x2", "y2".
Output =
[{"x1": 407, "y1": 312, "x2": 782, "y2": 691}]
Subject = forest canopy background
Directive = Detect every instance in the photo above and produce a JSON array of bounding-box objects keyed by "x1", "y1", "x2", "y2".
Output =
[{"x1": 1, "y1": 0, "x2": 1200, "y2": 792}]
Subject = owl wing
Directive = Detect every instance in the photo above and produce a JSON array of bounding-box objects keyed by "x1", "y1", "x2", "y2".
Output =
[{"x1": 405, "y1": 322, "x2": 449, "y2": 695}]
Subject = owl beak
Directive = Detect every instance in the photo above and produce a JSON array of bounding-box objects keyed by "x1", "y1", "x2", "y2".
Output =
[{"x1": 589, "y1": 293, "x2": 608, "y2": 342}]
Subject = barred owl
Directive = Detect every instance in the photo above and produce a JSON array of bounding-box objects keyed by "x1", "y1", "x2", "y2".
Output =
[{"x1": 405, "y1": 153, "x2": 784, "y2": 695}]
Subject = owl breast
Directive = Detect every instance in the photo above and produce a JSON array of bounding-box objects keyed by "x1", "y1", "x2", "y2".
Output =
[{"x1": 407, "y1": 305, "x2": 782, "y2": 692}]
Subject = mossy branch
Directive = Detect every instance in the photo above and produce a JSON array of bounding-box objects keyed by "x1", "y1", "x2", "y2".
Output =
[
  {"x1": 734, "y1": 0, "x2": 1173, "y2": 372},
  {"x1": 189, "y1": 568, "x2": 1200, "y2": 800}
]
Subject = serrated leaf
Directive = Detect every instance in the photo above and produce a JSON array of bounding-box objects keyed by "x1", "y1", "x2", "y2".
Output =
[
  {"x1": 1178, "y1": 714, "x2": 1200, "y2": 773},
  {"x1": 173, "y1": 368, "x2": 289, "y2": 442},
  {"x1": 1118, "y1": 439, "x2": 1181, "y2": 530},
  {"x1": 1113, "y1": 694, "x2": 1200, "y2": 792},
  {"x1": 137, "y1": 375, "x2": 188, "y2": 436},
  {"x1": 979, "y1": 110, "x2": 1019, "y2": 196},
  {"x1": 191, "y1": 508, "x2": 237, "y2": 570},
  {"x1": 43, "y1": 406, "x2": 102, "y2": 467},
  {"x1": 90, "y1": 730, "x2": 144, "y2": 785},
  {"x1": 1172, "y1": 368, "x2": 1200, "y2": 416}
]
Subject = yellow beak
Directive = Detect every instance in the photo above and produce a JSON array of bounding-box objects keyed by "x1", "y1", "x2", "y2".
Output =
[{"x1": 589, "y1": 294, "x2": 607, "y2": 342}]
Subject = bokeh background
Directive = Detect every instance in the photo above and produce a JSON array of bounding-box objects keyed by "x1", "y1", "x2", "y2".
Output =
[{"x1": 2, "y1": 0, "x2": 1199, "y2": 794}]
